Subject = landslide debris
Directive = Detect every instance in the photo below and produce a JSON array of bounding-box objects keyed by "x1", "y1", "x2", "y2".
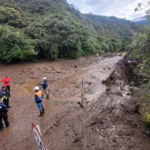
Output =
[{"x1": 39, "y1": 58, "x2": 150, "y2": 150}]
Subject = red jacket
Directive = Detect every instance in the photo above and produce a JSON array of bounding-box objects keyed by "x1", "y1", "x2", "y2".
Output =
[{"x1": 2, "y1": 77, "x2": 11, "y2": 86}]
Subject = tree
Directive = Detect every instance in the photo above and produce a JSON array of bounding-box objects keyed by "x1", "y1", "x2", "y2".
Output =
[
  {"x1": 0, "y1": 6, "x2": 26, "y2": 28},
  {"x1": 0, "y1": 25, "x2": 37, "y2": 63},
  {"x1": 0, "y1": 0, "x2": 145, "y2": 63}
]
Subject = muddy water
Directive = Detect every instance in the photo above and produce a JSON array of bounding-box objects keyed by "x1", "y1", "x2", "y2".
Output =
[{"x1": 0, "y1": 56, "x2": 122, "y2": 150}]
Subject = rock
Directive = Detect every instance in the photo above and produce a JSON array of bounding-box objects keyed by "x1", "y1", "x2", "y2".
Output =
[
  {"x1": 77, "y1": 101, "x2": 84, "y2": 108},
  {"x1": 106, "y1": 87, "x2": 111, "y2": 91},
  {"x1": 102, "y1": 80, "x2": 106, "y2": 84},
  {"x1": 96, "y1": 54, "x2": 99, "y2": 57}
]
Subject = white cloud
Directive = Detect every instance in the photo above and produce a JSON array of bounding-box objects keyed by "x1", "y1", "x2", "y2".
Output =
[{"x1": 67, "y1": 0, "x2": 149, "y2": 20}]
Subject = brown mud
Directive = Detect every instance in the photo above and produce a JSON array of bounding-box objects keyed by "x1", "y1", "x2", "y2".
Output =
[{"x1": 0, "y1": 55, "x2": 149, "y2": 150}]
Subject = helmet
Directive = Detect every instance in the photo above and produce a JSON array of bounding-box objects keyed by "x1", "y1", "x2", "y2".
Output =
[
  {"x1": 1, "y1": 86, "x2": 6, "y2": 89},
  {"x1": 43, "y1": 77, "x2": 47, "y2": 80},
  {"x1": 34, "y1": 86, "x2": 39, "y2": 91}
]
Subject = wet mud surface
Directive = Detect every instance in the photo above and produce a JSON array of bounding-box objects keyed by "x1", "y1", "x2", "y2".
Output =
[{"x1": 0, "y1": 56, "x2": 149, "y2": 150}]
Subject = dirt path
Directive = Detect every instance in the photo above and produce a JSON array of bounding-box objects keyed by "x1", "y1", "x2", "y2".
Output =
[{"x1": 0, "y1": 56, "x2": 123, "y2": 150}]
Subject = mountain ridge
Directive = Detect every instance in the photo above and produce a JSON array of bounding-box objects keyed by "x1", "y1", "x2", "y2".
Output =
[{"x1": 132, "y1": 16, "x2": 148, "y2": 25}]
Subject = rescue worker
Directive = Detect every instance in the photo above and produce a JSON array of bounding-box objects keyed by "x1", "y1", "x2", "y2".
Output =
[
  {"x1": 34, "y1": 86, "x2": 45, "y2": 117},
  {"x1": 1, "y1": 86, "x2": 10, "y2": 108},
  {"x1": 2, "y1": 76, "x2": 11, "y2": 93},
  {"x1": 41, "y1": 77, "x2": 49, "y2": 99},
  {"x1": 0, "y1": 92, "x2": 9, "y2": 131}
]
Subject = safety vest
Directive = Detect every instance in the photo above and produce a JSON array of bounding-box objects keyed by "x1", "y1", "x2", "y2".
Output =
[
  {"x1": 1, "y1": 96, "x2": 7, "y2": 101},
  {"x1": 35, "y1": 90, "x2": 43, "y2": 101}
]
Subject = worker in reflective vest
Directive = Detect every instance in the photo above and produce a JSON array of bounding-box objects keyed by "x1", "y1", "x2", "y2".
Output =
[
  {"x1": 0, "y1": 92, "x2": 9, "y2": 131},
  {"x1": 1, "y1": 86, "x2": 10, "y2": 108},
  {"x1": 34, "y1": 86, "x2": 45, "y2": 117},
  {"x1": 41, "y1": 77, "x2": 49, "y2": 99}
]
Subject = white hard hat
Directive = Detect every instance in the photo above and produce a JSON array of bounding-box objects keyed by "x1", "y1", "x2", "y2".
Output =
[
  {"x1": 34, "y1": 86, "x2": 39, "y2": 91},
  {"x1": 43, "y1": 77, "x2": 47, "y2": 80}
]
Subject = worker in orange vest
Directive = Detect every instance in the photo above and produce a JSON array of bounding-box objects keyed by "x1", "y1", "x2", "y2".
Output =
[{"x1": 34, "y1": 86, "x2": 45, "y2": 117}]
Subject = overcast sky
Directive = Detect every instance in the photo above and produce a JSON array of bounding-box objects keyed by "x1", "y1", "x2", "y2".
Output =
[{"x1": 67, "y1": 0, "x2": 148, "y2": 20}]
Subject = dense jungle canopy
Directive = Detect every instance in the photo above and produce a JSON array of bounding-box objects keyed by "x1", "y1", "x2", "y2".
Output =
[{"x1": 0, "y1": 0, "x2": 145, "y2": 63}]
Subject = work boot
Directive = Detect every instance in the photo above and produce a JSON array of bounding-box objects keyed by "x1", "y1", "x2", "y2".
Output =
[
  {"x1": 46, "y1": 95, "x2": 49, "y2": 99},
  {"x1": 42, "y1": 108, "x2": 45, "y2": 114},
  {"x1": 6, "y1": 124, "x2": 9, "y2": 128},
  {"x1": 38, "y1": 112, "x2": 43, "y2": 117}
]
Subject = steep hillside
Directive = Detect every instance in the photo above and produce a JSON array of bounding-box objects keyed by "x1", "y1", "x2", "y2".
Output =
[
  {"x1": 83, "y1": 14, "x2": 145, "y2": 48},
  {"x1": 0, "y1": 0, "x2": 145, "y2": 63}
]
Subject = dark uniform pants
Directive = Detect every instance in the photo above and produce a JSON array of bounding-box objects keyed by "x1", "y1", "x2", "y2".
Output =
[
  {"x1": 6, "y1": 86, "x2": 10, "y2": 93},
  {"x1": 0, "y1": 113, "x2": 9, "y2": 130},
  {"x1": 3, "y1": 98, "x2": 9, "y2": 108}
]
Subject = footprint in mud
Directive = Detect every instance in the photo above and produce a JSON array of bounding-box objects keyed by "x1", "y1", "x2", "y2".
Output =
[
  {"x1": 25, "y1": 85, "x2": 34, "y2": 94},
  {"x1": 21, "y1": 79, "x2": 39, "y2": 94}
]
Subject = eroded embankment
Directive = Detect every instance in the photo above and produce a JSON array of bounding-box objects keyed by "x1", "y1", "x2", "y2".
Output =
[{"x1": 18, "y1": 58, "x2": 150, "y2": 150}]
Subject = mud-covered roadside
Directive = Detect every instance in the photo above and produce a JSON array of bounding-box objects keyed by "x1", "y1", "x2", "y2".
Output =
[
  {"x1": 41, "y1": 59, "x2": 150, "y2": 150},
  {"x1": 10, "y1": 56, "x2": 150, "y2": 150},
  {"x1": 0, "y1": 55, "x2": 123, "y2": 150},
  {"x1": 42, "y1": 58, "x2": 150, "y2": 150}
]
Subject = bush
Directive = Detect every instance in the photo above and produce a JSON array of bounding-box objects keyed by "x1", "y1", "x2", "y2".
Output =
[{"x1": 140, "y1": 94, "x2": 150, "y2": 131}]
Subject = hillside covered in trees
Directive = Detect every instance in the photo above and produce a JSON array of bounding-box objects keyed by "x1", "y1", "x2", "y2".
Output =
[
  {"x1": 128, "y1": 22, "x2": 150, "y2": 132},
  {"x1": 0, "y1": 0, "x2": 145, "y2": 63}
]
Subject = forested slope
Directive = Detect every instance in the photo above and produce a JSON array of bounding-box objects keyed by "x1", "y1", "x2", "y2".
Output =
[
  {"x1": 0, "y1": 0, "x2": 145, "y2": 63},
  {"x1": 128, "y1": 25, "x2": 150, "y2": 132}
]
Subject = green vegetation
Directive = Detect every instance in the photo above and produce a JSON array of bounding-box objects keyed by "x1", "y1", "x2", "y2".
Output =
[
  {"x1": 139, "y1": 93, "x2": 150, "y2": 133},
  {"x1": 129, "y1": 3, "x2": 150, "y2": 131},
  {"x1": 0, "y1": 25, "x2": 37, "y2": 63},
  {"x1": 0, "y1": 0, "x2": 145, "y2": 63},
  {"x1": 132, "y1": 33, "x2": 150, "y2": 130},
  {"x1": 0, "y1": 6, "x2": 26, "y2": 27},
  {"x1": 129, "y1": 30, "x2": 150, "y2": 86}
]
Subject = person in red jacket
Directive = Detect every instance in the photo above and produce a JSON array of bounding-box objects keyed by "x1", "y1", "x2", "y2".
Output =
[{"x1": 1, "y1": 76, "x2": 11, "y2": 93}]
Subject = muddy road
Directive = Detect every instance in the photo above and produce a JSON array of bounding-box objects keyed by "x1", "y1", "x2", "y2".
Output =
[{"x1": 0, "y1": 55, "x2": 139, "y2": 150}]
